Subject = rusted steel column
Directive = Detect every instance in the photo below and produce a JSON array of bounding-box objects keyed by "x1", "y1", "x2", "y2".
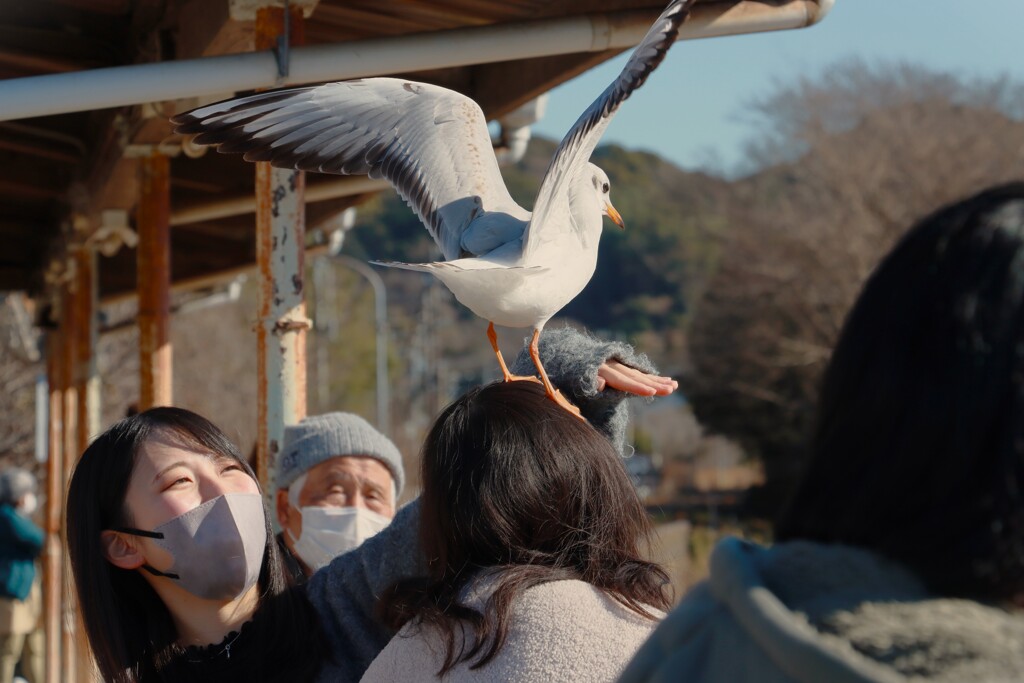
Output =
[
  {"x1": 138, "y1": 152, "x2": 173, "y2": 409},
  {"x1": 60, "y1": 282, "x2": 79, "y2": 683},
  {"x1": 72, "y1": 246, "x2": 98, "y2": 681},
  {"x1": 255, "y1": 5, "x2": 308, "y2": 493},
  {"x1": 74, "y1": 246, "x2": 99, "y2": 452},
  {"x1": 43, "y1": 319, "x2": 64, "y2": 683}
]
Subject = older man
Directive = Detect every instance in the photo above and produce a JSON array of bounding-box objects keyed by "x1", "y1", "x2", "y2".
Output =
[{"x1": 275, "y1": 413, "x2": 405, "y2": 580}]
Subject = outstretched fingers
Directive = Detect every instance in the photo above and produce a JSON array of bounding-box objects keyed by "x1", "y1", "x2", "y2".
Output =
[{"x1": 596, "y1": 360, "x2": 678, "y2": 396}]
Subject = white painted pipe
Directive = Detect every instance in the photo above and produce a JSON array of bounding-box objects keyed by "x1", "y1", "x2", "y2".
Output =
[{"x1": 0, "y1": 1, "x2": 833, "y2": 122}]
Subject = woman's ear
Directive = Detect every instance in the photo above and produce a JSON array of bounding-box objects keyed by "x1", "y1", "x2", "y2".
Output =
[
  {"x1": 100, "y1": 530, "x2": 146, "y2": 570},
  {"x1": 276, "y1": 488, "x2": 292, "y2": 529}
]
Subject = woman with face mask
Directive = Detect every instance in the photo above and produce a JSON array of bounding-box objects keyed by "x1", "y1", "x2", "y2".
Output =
[
  {"x1": 66, "y1": 408, "x2": 328, "y2": 682},
  {"x1": 65, "y1": 329, "x2": 677, "y2": 683}
]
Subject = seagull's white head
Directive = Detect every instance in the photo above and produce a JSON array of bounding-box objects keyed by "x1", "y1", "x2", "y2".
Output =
[{"x1": 588, "y1": 164, "x2": 625, "y2": 230}]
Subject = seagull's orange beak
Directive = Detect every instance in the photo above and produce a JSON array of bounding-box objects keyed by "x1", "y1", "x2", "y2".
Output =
[{"x1": 605, "y1": 201, "x2": 625, "y2": 230}]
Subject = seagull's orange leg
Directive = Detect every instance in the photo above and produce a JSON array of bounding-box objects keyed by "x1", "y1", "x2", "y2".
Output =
[
  {"x1": 528, "y1": 328, "x2": 584, "y2": 420},
  {"x1": 488, "y1": 322, "x2": 541, "y2": 384}
]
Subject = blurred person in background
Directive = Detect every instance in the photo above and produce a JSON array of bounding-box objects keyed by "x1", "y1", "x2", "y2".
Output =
[
  {"x1": 621, "y1": 183, "x2": 1024, "y2": 682},
  {"x1": 0, "y1": 467, "x2": 43, "y2": 683}
]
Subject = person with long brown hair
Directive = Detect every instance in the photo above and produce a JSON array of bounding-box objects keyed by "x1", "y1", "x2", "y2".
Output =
[{"x1": 364, "y1": 380, "x2": 671, "y2": 682}]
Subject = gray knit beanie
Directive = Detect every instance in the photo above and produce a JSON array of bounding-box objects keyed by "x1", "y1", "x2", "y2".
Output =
[{"x1": 276, "y1": 413, "x2": 404, "y2": 496}]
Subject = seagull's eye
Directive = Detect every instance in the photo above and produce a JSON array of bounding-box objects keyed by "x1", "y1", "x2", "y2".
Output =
[{"x1": 602, "y1": 182, "x2": 610, "y2": 194}]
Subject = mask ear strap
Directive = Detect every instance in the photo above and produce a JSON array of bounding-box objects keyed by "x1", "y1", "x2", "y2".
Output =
[
  {"x1": 111, "y1": 526, "x2": 164, "y2": 539},
  {"x1": 140, "y1": 565, "x2": 181, "y2": 580},
  {"x1": 109, "y1": 528, "x2": 180, "y2": 580}
]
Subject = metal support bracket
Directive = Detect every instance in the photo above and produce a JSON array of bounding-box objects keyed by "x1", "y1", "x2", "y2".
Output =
[
  {"x1": 273, "y1": 315, "x2": 312, "y2": 333},
  {"x1": 274, "y1": 0, "x2": 291, "y2": 81}
]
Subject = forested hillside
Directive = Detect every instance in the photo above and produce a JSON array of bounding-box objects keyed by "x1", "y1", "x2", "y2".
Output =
[{"x1": 341, "y1": 137, "x2": 729, "y2": 339}]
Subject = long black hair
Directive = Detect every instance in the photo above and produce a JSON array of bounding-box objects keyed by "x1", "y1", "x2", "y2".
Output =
[
  {"x1": 66, "y1": 407, "x2": 326, "y2": 682},
  {"x1": 776, "y1": 182, "x2": 1024, "y2": 601},
  {"x1": 380, "y1": 380, "x2": 670, "y2": 674}
]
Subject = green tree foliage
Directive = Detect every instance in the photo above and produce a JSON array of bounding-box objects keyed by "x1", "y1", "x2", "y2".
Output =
[{"x1": 687, "y1": 62, "x2": 1024, "y2": 512}]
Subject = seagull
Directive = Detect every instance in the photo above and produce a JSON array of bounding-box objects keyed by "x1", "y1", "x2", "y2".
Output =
[{"x1": 173, "y1": 0, "x2": 694, "y2": 415}]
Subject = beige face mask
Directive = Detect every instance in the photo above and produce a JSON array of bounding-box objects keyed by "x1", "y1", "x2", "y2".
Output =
[{"x1": 115, "y1": 492, "x2": 268, "y2": 601}]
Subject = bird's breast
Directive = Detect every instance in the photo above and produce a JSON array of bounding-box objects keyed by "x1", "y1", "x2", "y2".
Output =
[{"x1": 439, "y1": 252, "x2": 598, "y2": 329}]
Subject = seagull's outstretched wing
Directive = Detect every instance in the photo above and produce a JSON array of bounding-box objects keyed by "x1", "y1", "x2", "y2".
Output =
[
  {"x1": 172, "y1": 78, "x2": 528, "y2": 262},
  {"x1": 523, "y1": 0, "x2": 694, "y2": 257}
]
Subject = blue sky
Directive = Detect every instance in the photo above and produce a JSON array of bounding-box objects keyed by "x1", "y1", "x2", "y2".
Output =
[{"x1": 532, "y1": 0, "x2": 1024, "y2": 175}]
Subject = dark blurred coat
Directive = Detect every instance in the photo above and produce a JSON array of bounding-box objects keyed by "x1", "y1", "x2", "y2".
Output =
[{"x1": 0, "y1": 504, "x2": 43, "y2": 602}]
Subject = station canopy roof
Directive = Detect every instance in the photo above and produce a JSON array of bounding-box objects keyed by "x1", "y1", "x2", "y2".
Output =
[{"x1": 0, "y1": 0, "x2": 832, "y2": 299}]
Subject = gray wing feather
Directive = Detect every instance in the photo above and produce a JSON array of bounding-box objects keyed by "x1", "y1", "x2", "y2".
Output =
[
  {"x1": 460, "y1": 213, "x2": 527, "y2": 255},
  {"x1": 173, "y1": 78, "x2": 527, "y2": 262},
  {"x1": 523, "y1": 0, "x2": 694, "y2": 257}
]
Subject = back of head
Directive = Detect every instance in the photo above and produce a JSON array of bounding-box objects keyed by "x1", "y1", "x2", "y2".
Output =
[
  {"x1": 0, "y1": 467, "x2": 36, "y2": 507},
  {"x1": 385, "y1": 380, "x2": 668, "y2": 673},
  {"x1": 777, "y1": 182, "x2": 1024, "y2": 600},
  {"x1": 421, "y1": 380, "x2": 649, "y2": 579}
]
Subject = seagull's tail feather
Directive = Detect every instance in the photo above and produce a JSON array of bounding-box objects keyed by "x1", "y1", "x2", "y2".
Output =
[
  {"x1": 370, "y1": 259, "x2": 541, "y2": 273},
  {"x1": 370, "y1": 260, "x2": 440, "y2": 274}
]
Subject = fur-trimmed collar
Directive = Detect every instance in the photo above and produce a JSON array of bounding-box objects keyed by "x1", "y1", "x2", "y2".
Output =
[{"x1": 711, "y1": 538, "x2": 1024, "y2": 682}]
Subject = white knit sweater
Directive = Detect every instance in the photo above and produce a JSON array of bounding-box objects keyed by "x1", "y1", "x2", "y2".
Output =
[{"x1": 360, "y1": 578, "x2": 663, "y2": 683}]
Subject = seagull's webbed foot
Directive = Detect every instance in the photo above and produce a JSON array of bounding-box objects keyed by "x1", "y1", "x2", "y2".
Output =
[
  {"x1": 507, "y1": 374, "x2": 543, "y2": 385},
  {"x1": 548, "y1": 387, "x2": 583, "y2": 419},
  {"x1": 528, "y1": 328, "x2": 586, "y2": 422}
]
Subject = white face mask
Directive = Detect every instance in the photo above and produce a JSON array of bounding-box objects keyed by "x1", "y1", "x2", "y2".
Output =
[{"x1": 287, "y1": 506, "x2": 391, "y2": 572}]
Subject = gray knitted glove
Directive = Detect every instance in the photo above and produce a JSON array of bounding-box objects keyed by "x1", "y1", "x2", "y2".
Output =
[{"x1": 509, "y1": 327, "x2": 657, "y2": 456}]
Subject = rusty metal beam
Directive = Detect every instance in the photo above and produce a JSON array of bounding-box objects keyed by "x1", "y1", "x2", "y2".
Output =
[
  {"x1": 0, "y1": 178, "x2": 63, "y2": 201},
  {"x1": 0, "y1": 136, "x2": 81, "y2": 164},
  {"x1": 60, "y1": 281, "x2": 79, "y2": 683},
  {"x1": 137, "y1": 152, "x2": 173, "y2": 409},
  {"x1": 70, "y1": 246, "x2": 98, "y2": 680},
  {"x1": 0, "y1": 48, "x2": 82, "y2": 75},
  {"x1": 255, "y1": 5, "x2": 308, "y2": 493},
  {"x1": 74, "y1": 246, "x2": 100, "y2": 452},
  {"x1": 176, "y1": 0, "x2": 255, "y2": 59},
  {"x1": 42, "y1": 324, "x2": 63, "y2": 683},
  {"x1": 171, "y1": 175, "x2": 390, "y2": 227},
  {"x1": 472, "y1": 49, "x2": 620, "y2": 120},
  {"x1": 100, "y1": 242, "x2": 331, "y2": 307},
  {"x1": 52, "y1": 0, "x2": 131, "y2": 15}
]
